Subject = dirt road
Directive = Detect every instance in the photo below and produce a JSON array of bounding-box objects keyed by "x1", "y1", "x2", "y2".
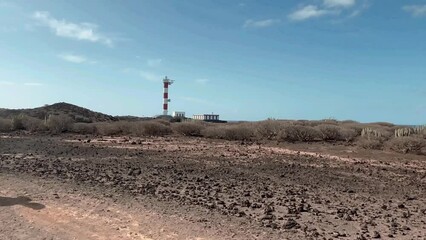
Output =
[{"x1": 1, "y1": 134, "x2": 426, "y2": 239}]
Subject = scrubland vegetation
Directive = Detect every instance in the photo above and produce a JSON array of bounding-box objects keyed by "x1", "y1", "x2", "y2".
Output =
[{"x1": 0, "y1": 114, "x2": 425, "y2": 155}]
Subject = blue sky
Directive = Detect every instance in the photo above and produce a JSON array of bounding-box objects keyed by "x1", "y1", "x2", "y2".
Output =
[{"x1": 0, "y1": 0, "x2": 425, "y2": 124}]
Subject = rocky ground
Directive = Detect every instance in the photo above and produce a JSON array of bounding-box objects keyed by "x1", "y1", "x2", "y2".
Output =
[{"x1": 1, "y1": 133, "x2": 426, "y2": 239}]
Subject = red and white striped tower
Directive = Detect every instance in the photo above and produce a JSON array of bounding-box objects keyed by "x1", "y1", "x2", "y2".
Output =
[{"x1": 163, "y1": 76, "x2": 174, "y2": 115}]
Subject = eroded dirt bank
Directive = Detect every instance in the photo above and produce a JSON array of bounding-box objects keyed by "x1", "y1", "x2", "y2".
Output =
[{"x1": 1, "y1": 134, "x2": 426, "y2": 239}]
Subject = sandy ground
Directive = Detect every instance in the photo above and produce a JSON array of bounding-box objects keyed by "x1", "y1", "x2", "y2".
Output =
[
  {"x1": 1, "y1": 133, "x2": 426, "y2": 239},
  {"x1": 0, "y1": 173, "x2": 250, "y2": 240}
]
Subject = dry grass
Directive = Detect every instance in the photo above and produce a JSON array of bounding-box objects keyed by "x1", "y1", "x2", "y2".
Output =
[
  {"x1": 72, "y1": 123, "x2": 97, "y2": 134},
  {"x1": 47, "y1": 114, "x2": 74, "y2": 133},
  {"x1": 4, "y1": 115, "x2": 424, "y2": 156},
  {"x1": 386, "y1": 137, "x2": 426, "y2": 155},
  {"x1": 22, "y1": 116, "x2": 47, "y2": 132},
  {"x1": 201, "y1": 124, "x2": 253, "y2": 141},
  {"x1": 173, "y1": 122, "x2": 205, "y2": 136},
  {"x1": 315, "y1": 124, "x2": 341, "y2": 141},
  {"x1": 277, "y1": 125, "x2": 319, "y2": 142},
  {"x1": 356, "y1": 139, "x2": 384, "y2": 150},
  {"x1": 254, "y1": 120, "x2": 283, "y2": 140},
  {"x1": 95, "y1": 120, "x2": 171, "y2": 137},
  {"x1": 0, "y1": 118, "x2": 12, "y2": 132},
  {"x1": 134, "y1": 121, "x2": 172, "y2": 136}
]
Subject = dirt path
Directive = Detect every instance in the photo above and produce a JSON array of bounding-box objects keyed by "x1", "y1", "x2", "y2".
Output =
[{"x1": 0, "y1": 173, "x2": 243, "y2": 240}]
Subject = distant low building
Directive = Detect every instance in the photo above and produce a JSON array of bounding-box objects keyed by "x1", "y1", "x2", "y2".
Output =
[
  {"x1": 173, "y1": 111, "x2": 185, "y2": 118},
  {"x1": 193, "y1": 114, "x2": 219, "y2": 121}
]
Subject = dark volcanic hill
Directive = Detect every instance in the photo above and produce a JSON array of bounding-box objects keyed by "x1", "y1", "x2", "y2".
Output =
[{"x1": 0, "y1": 102, "x2": 116, "y2": 123}]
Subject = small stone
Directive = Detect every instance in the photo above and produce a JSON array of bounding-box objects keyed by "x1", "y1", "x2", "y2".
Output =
[
  {"x1": 261, "y1": 214, "x2": 274, "y2": 221},
  {"x1": 372, "y1": 231, "x2": 381, "y2": 238},
  {"x1": 343, "y1": 213, "x2": 353, "y2": 221},
  {"x1": 283, "y1": 218, "x2": 300, "y2": 229}
]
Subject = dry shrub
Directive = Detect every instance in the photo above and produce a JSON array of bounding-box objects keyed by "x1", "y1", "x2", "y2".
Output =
[
  {"x1": 278, "y1": 125, "x2": 319, "y2": 142},
  {"x1": 201, "y1": 125, "x2": 252, "y2": 141},
  {"x1": 173, "y1": 122, "x2": 205, "y2": 136},
  {"x1": 224, "y1": 125, "x2": 253, "y2": 141},
  {"x1": 11, "y1": 115, "x2": 25, "y2": 130},
  {"x1": 201, "y1": 126, "x2": 226, "y2": 139},
  {"x1": 339, "y1": 128, "x2": 358, "y2": 142},
  {"x1": 47, "y1": 114, "x2": 74, "y2": 133},
  {"x1": 386, "y1": 137, "x2": 426, "y2": 155},
  {"x1": 22, "y1": 116, "x2": 47, "y2": 132},
  {"x1": 356, "y1": 139, "x2": 383, "y2": 150},
  {"x1": 254, "y1": 120, "x2": 283, "y2": 140},
  {"x1": 154, "y1": 119, "x2": 171, "y2": 126},
  {"x1": 96, "y1": 121, "x2": 132, "y2": 136},
  {"x1": 96, "y1": 122, "x2": 120, "y2": 135},
  {"x1": 95, "y1": 121, "x2": 172, "y2": 136},
  {"x1": 72, "y1": 123, "x2": 97, "y2": 134},
  {"x1": 341, "y1": 123, "x2": 363, "y2": 136},
  {"x1": 316, "y1": 124, "x2": 341, "y2": 141},
  {"x1": 133, "y1": 121, "x2": 172, "y2": 136},
  {"x1": 0, "y1": 118, "x2": 12, "y2": 132}
]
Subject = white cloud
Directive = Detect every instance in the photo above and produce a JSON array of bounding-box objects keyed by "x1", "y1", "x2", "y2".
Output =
[
  {"x1": 0, "y1": 81, "x2": 15, "y2": 86},
  {"x1": 24, "y1": 82, "x2": 43, "y2": 86},
  {"x1": 139, "y1": 71, "x2": 161, "y2": 82},
  {"x1": 195, "y1": 79, "x2": 209, "y2": 84},
  {"x1": 324, "y1": 0, "x2": 356, "y2": 8},
  {"x1": 289, "y1": 5, "x2": 339, "y2": 21},
  {"x1": 244, "y1": 19, "x2": 280, "y2": 28},
  {"x1": 58, "y1": 53, "x2": 95, "y2": 63},
  {"x1": 347, "y1": 2, "x2": 370, "y2": 18},
  {"x1": 32, "y1": 11, "x2": 113, "y2": 47},
  {"x1": 403, "y1": 5, "x2": 426, "y2": 17},
  {"x1": 147, "y1": 58, "x2": 162, "y2": 67}
]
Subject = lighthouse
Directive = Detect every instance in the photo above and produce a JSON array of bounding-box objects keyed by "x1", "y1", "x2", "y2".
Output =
[{"x1": 162, "y1": 76, "x2": 174, "y2": 116}]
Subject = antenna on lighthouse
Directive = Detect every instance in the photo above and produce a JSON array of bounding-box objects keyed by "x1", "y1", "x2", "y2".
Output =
[{"x1": 162, "y1": 76, "x2": 174, "y2": 116}]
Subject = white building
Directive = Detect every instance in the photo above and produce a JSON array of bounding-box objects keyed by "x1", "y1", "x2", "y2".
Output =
[
  {"x1": 193, "y1": 114, "x2": 219, "y2": 121},
  {"x1": 173, "y1": 111, "x2": 185, "y2": 118}
]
